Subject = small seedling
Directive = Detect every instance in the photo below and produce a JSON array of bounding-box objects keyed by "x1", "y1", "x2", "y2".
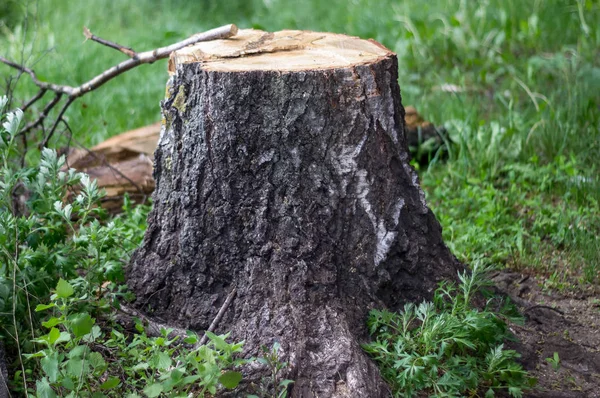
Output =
[{"x1": 546, "y1": 352, "x2": 561, "y2": 372}]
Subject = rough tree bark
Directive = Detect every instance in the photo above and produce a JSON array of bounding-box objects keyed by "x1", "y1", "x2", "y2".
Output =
[{"x1": 127, "y1": 29, "x2": 461, "y2": 397}]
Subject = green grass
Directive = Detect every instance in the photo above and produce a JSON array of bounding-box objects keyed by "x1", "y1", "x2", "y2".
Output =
[
  {"x1": 2, "y1": 0, "x2": 598, "y2": 281},
  {"x1": 1, "y1": 1, "x2": 599, "y2": 395}
]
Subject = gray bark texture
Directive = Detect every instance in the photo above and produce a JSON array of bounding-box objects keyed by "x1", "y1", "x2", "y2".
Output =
[{"x1": 128, "y1": 44, "x2": 461, "y2": 397}]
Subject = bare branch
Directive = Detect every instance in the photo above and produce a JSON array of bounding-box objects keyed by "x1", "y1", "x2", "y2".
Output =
[
  {"x1": 0, "y1": 23, "x2": 239, "y2": 145},
  {"x1": 41, "y1": 96, "x2": 74, "y2": 148},
  {"x1": 21, "y1": 88, "x2": 47, "y2": 113},
  {"x1": 83, "y1": 26, "x2": 137, "y2": 58},
  {"x1": 197, "y1": 287, "x2": 237, "y2": 347},
  {"x1": 19, "y1": 92, "x2": 62, "y2": 135}
]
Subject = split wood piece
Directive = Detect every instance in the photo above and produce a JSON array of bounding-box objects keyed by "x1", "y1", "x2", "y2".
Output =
[
  {"x1": 64, "y1": 123, "x2": 160, "y2": 213},
  {"x1": 128, "y1": 29, "x2": 461, "y2": 397}
]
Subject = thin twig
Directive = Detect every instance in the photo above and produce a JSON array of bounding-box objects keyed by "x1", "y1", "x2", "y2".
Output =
[
  {"x1": 198, "y1": 287, "x2": 237, "y2": 347},
  {"x1": 20, "y1": 88, "x2": 47, "y2": 112},
  {"x1": 40, "y1": 96, "x2": 74, "y2": 148},
  {"x1": 118, "y1": 286, "x2": 237, "y2": 349},
  {"x1": 19, "y1": 92, "x2": 62, "y2": 135},
  {"x1": 83, "y1": 26, "x2": 137, "y2": 58}
]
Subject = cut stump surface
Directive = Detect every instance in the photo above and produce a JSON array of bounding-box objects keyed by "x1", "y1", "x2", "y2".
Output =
[{"x1": 128, "y1": 29, "x2": 461, "y2": 397}]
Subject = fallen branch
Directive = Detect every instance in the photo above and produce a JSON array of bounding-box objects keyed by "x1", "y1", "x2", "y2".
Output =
[
  {"x1": 83, "y1": 26, "x2": 137, "y2": 58},
  {"x1": 0, "y1": 23, "x2": 238, "y2": 147},
  {"x1": 118, "y1": 286, "x2": 237, "y2": 349}
]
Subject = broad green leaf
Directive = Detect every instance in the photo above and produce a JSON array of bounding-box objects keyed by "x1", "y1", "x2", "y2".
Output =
[
  {"x1": 65, "y1": 358, "x2": 85, "y2": 377},
  {"x1": 279, "y1": 379, "x2": 294, "y2": 388},
  {"x1": 83, "y1": 325, "x2": 102, "y2": 342},
  {"x1": 56, "y1": 278, "x2": 74, "y2": 298},
  {"x1": 181, "y1": 375, "x2": 201, "y2": 384},
  {"x1": 150, "y1": 351, "x2": 172, "y2": 370},
  {"x1": 42, "y1": 317, "x2": 62, "y2": 328},
  {"x1": 67, "y1": 345, "x2": 89, "y2": 359},
  {"x1": 170, "y1": 368, "x2": 183, "y2": 381},
  {"x1": 69, "y1": 313, "x2": 94, "y2": 337},
  {"x1": 41, "y1": 353, "x2": 59, "y2": 383},
  {"x1": 55, "y1": 331, "x2": 72, "y2": 346},
  {"x1": 61, "y1": 377, "x2": 75, "y2": 390},
  {"x1": 23, "y1": 351, "x2": 46, "y2": 359},
  {"x1": 36, "y1": 377, "x2": 57, "y2": 398},
  {"x1": 143, "y1": 383, "x2": 163, "y2": 398},
  {"x1": 219, "y1": 371, "x2": 242, "y2": 389},
  {"x1": 184, "y1": 331, "x2": 198, "y2": 344},
  {"x1": 47, "y1": 327, "x2": 60, "y2": 345},
  {"x1": 132, "y1": 362, "x2": 149, "y2": 371},
  {"x1": 88, "y1": 352, "x2": 107, "y2": 370},
  {"x1": 100, "y1": 376, "x2": 120, "y2": 390},
  {"x1": 205, "y1": 331, "x2": 229, "y2": 351}
]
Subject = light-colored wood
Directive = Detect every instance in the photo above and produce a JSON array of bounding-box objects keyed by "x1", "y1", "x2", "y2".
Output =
[{"x1": 169, "y1": 29, "x2": 392, "y2": 73}]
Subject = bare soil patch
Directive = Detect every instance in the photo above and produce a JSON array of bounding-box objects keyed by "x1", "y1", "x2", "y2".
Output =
[{"x1": 492, "y1": 271, "x2": 600, "y2": 397}]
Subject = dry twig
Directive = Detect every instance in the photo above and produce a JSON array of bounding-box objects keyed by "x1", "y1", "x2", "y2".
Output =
[{"x1": 0, "y1": 23, "x2": 238, "y2": 147}]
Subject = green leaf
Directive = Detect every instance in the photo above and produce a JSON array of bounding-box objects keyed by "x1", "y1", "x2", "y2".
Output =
[
  {"x1": 150, "y1": 351, "x2": 172, "y2": 370},
  {"x1": 170, "y1": 368, "x2": 183, "y2": 381},
  {"x1": 184, "y1": 331, "x2": 198, "y2": 345},
  {"x1": 56, "y1": 278, "x2": 74, "y2": 298},
  {"x1": 55, "y1": 331, "x2": 72, "y2": 346},
  {"x1": 132, "y1": 362, "x2": 149, "y2": 371},
  {"x1": 181, "y1": 375, "x2": 201, "y2": 384},
  {"x1": 83, "y1": 325, "x2": 102, "y2": 342},
  {"x1": 41, "y1": 353, "x2": 59, "y2": 383},
  {"x1": 219, "y1": 371, "x2": 242, "y2": 389},
  {"x1": 65, "y1": 358, "x2": 86, "y2": 377},
  {"x1": 36, "y1": 303, "x2": 56, "y2": 312},
  {"x1": 88, "y1": 352, "x2": 107, "y2": 370},
  {"x1": 42, "y1": 317, "x2": 62, "y2": 328},
  {"x1": 61, "y1": 377, "x2": 75, "y2": 390},
  {"x1": 47, "y1": 327, "x2": 60, "y2": 345},
  {"x1": 100, "y1": 376, "x2": 120, "y2": 390},
  {"x1": 69, "y1": 313, "x2": 94, "y2": 337},
  {"x1": 279, "y1": 379, "x2": 294, "y2": 388},
  {"x1": 67, "y1": 345, "x2": 89, "y2": 359},
  {"x1": 143, "y1": 383, "x2": 163, "y2": 398},
  {"x1": 36, "y1": 377, "x2": 57, "y2": 398}
]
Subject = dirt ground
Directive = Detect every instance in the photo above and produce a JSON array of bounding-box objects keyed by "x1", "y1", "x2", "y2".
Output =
[{"x1": 491, "y1": 271, "x2": 600, "y2": 397}]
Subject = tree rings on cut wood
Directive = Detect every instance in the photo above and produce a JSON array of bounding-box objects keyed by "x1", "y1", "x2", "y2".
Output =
[{"x1": 128, "y1": 29, "x2": 461, "y2": 397}]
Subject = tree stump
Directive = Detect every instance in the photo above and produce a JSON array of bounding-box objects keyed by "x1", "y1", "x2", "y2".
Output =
[{"x1": 128, "y1": 29, "x2": 461, "y2": 397}]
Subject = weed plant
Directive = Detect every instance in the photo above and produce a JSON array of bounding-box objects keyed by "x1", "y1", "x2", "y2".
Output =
[
  {"x1": 363, "y1": 263, "x2": 535, "y2": 397},
  {"x1": 0, "y1": 100, "x2": 245, "y2": 396}
]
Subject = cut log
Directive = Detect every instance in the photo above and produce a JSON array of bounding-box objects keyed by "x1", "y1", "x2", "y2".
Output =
[
  {"x1": 63, "y1": 123, "x2": 160, "y2": 213},
  {"x1": 127, "y1": 29, "x2": 461, "y2": 397}
]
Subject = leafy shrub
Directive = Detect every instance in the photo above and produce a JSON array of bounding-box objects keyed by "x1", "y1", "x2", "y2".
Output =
[
  {"x1": 28, "y1": 278, "x2": 244, "y2": 397},
  {"x1": 363, "y1": 263, "x2": 535, "y2": 397},
  {"x1": 0, "y1": 99, "x2": 245, "y2": 396},
  {"x1": 0, "y1": 96, "x2": 146, "y2": 352}
]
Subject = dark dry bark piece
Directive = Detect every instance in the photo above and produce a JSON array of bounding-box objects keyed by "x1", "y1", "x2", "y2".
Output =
[{"x1": 128, "y1": 29, "x2": 461, "y2": 397}]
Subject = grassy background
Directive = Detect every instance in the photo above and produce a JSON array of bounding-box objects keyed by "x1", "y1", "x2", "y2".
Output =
[{"x1": 1, "y1": 0, "x2": 599, "y2": 286}]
